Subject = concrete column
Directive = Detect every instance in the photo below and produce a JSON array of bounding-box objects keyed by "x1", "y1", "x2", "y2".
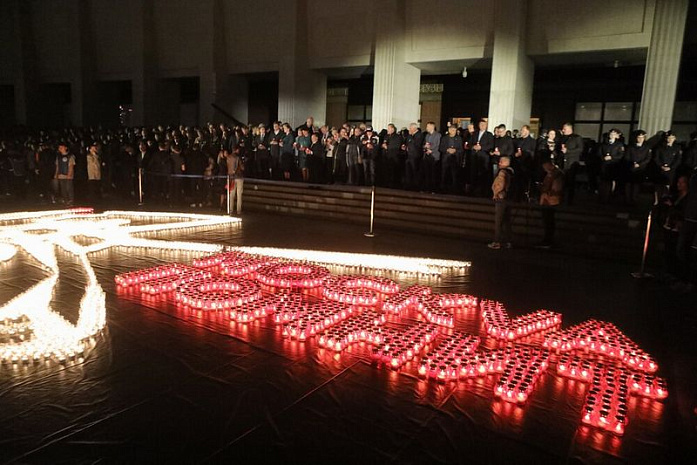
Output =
[
  {"x1": 131, "y1": 0, "x2": 156, "y2": 126},
  {"x1": 487, "y1": 0, "x2": 534, "y2": 131},
  {"x1": 371, "y1": 0, "x2": 420, "y2": 131},
  {"x1": 278, "y1": 0, "x2": 327, "y2": 127},
  {"x1": 638, "y1": 0, "x2": 689, "y2": 135},
  {"x1": 11, "y1": 0, "x2": 36, "y2": 125}
]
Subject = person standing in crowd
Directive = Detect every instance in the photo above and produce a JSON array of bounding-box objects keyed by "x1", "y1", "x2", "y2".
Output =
[
  {"x1": 54, "y1": 142, "x2": 76, "y2": 206},
  {"x1": 169, "y1": 144, "x2": 185, "y2": 205},
  {"x1": 381, "y1": 123, "x2": 403, "y2": 189},
  {"x1": 491, "y1": 124, "x2": 514, "y2": 185},
  {"x1": 149, "y1": 141, "x2": 171, "y2": 204},
  {"x1": 513, "y1": 124, "x2": 536, "y2": 201},
  {"x1": 186, "y1": 142, "x2": 207, "y2": 207},
  {"x1": 36, "y1": 142, "x2": 56, "y2": 202},
  {"x1": 269, "y1": 121, "x2": 283, "y2": 179},
  {"x1": 404, "y1": 123, "x2": 424, "y2": 190},
  {"x1": 559, "y1": 123, "x2": 584, "y2": 205},
  {"x1": 537, "y1": 160, "x2": 564, "y2": 249},
  {"x1": 346, "y1": 127, "x2": 363, "y2": 185},
  {"x1": 295, "y1": 127, "x2": 311, "y2": 182},
  {"x1": 654, "y1": 131, "x2": 682, "y2": 202},
  {"x1": 488, "y1": 156, "x2": 514, "y2": 250},
  {"x1": 598, "y1": 128, "x2": 625, "y2": 203},
  {"x1": 137, "y1": 141, "x2": 151, "y2": 200},
  {"x1": 86, "y1": 141, "x2": 102, "y2": 201},
  {"x1": 439, "y1": 124, "x2": 463, "y2": 194},
  {"x1": 7, "y1": 143, "x2": 28, "y2": 200},
  {"x1": 308, "y1": 132, "x2": 324, "y2": 184},
  {"x1": 361, "y1": 127, "x2": 379, "y2": 186},
  {"x1": 254, "y1": 124, "x2": 271, "y2": 179},
  {"x1": 537, "y1": 129, "x2": 559, "y2": 165},
  {"x1": 280, "y1": 123, "x2": 295, "y2": 181},
  {"x1": 422, "y1": 122, "x2": 441, "y2": 192},
  {"x1": 324, "y1": 130, "x2": 336, "y2": 184},
  {"x1": 237, "y1": 126, "x2": 251, "y2": 177},
  {"x1": 225, "y1": 147, "x2": 244, "y2": 215},
  {"x1": 623, "y1": 130, "x2": 651, "y2": 205},
  {"x1": 334, "y1": 127, "x2": 349, "y2": 184},
  {"x1": 297, "y1": 116, "x2": 315, "y2": 135},
  {"x1": 463, "y1": 121, "x2": 477, "y2": 195},
  {"x1": 471, "y1": 119, "x2": 494, "y2": 196},
  {"x1": 662, "y1": 174, "x2": 690, "y2": 284},
  {"x1": 118, "y1": 144, "x2": 137, "y2": 199}
]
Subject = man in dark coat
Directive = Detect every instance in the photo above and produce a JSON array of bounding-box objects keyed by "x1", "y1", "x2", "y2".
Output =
[
  {"x1": 560, "y1": 123, "x2": 584, "y2": 205},
  {"x1": 404, "y1": 123, "x2": 424, "y2": 190},
  {"x1": 439, "y1": 124, "x2": 463, "y2": 194},
  {"x1": 470, "y1": 118, "x2": 494, "y2": 196}
]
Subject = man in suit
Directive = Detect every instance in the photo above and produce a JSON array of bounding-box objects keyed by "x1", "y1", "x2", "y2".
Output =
[
  {"x1": 361, "y1": 127, "x2": 379, "y2": 186},
  {"x1": 470, "y1": 119, "x2": 494, "y2": 196},
  {"x1": 422, "y1": 122, "x2": 441, "y2": 192},
  {"x1": 492, "y1": 124, "x2": 514, "y2": 178},
  {"x1": 404, "y1": 123, "x2": 424, "y2": 190},
  {"x1": 440, "y1": 124, "x2": 464, "y2": 194},
  {"x1": 308, "y1": 132, "x2": 324, "y2": 184},
  {"x1": 380, "y1": 124, "x2": 403, "y2": 189},
  {"x1": 512, "y1": 124, "x2": 536, "y2": 202},
  {"x1": 254, "y1": 124, "x2": 271, "y2": 179},
  {"x1": 560, "y1": 123, "x2": 584, "y2": 205},
  {"x1": 269, "y1": 121, "x2": 284, "y2": 180}
]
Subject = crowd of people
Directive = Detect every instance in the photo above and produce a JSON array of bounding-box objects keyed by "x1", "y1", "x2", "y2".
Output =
[{"x1": 0, "y1": 117, "x2": 696, "y2": 289}]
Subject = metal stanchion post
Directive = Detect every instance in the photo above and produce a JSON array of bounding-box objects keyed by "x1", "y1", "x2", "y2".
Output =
[
  {"x1": 226, "y1": 175, "x2": 232, "y2": 216},
  {"x1": 364, "y1": 185, "x2": 376, "y2": 238},
  {"x1": 138, "y1": 168, "x2": 144, "y2": 205},
  {"x1": 631, "y1": 210, "x2": 653, "y2": 278}
]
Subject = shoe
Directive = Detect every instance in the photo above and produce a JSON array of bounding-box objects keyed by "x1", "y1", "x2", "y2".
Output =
[
  {"x1": 198, "y1": 203, "x2": 203, "y2": 207},
  {"x1": 504, "y1": 243, "x2": 513, "y2": 249},
  {"x1": 487, "y1": 242, "x2": 501, "y2": 250},
  {"x1": 190, "y1": 203, "x2": 196, "y2": 208},
  {"x1": 535, "y1": 243, "x2": 552, "y2": 250}
]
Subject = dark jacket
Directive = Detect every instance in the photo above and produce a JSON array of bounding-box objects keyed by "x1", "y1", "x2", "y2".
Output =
[
  {"x1": 599, "y1": 139, "x2": 624, "y2": 164},
  {"x1": 254, "y1": 133, "x2": 270, "y2": 159},
  {"x1": 493, "y1": 135, "x2": 514, "y2": 158},
  {"x1": 383, "y1": 132, "x2": 403, "y2": 159},
  {"x1": 561, "y1": 133, "x2": 583, "y2": 166},
  {"x1": 405, "y1": 130, "x2": 424, "y2": 161},
  {"x1": 654, "y1": 143, "x2": 681, "y2": 170},
  {"x1": 471, "y1": 130, "x2": 494, "y2": 154},
  {"x1": 624, "y1": 144, "x2": 651, "y2": 171},
  {"x1": 439, "y1": 135, "x2": 464, "y2": 161}
]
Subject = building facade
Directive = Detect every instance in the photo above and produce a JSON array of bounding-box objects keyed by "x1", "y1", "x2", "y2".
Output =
[{"x1": 0, "y1": 0, "x2": 693, "y2": 140}]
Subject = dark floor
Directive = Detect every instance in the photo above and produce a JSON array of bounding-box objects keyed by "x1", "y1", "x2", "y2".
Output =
[{"x1": 0, "y1": 210, "x2": 695, "y2": 464}]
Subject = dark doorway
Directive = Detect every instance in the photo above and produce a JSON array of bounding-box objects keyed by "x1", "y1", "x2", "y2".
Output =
[
  {"x1": 157, "y1": 77, "x2": 200, "y2": 126},
  {"x1": 31, "y1": 83, "x2": 72, "y2": 128},
  {"x1": 93, "y1": 80, "x2": 132, "y2": 128},
  {"x1": 248, "y1": 73, "x2": 278, "y2": 126}
]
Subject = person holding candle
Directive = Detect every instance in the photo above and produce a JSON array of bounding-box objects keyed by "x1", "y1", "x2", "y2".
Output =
[{"x1": 488, "y1": 156, "x2": 515, "y2": 250}]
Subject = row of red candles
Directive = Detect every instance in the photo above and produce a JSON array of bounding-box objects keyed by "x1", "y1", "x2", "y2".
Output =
[{"x1": 115, "y1": 253, "x2": 669, "y2": 436}]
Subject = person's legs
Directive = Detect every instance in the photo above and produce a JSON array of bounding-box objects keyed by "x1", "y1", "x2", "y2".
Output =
[
  {"x1": 405, "y1": 159, "x2": 416, "y2": 190},
  {"x1": 565, "y1": 162, "x2": 578, "y2": 205},
  {"x1": 494, "y1": 201, "x2": 504, "y2": 243},
  {"x1": 541, "y1": 206, "x2": 556, "y2": 245},
  {"x1": 235, "y1": 179, "x2": 244, "y2": 213},
  {"x1": 502, "y1": 203, "x2": 512, "y2": 244}
]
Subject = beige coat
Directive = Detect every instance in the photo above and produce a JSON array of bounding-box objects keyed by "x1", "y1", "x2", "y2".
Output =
[{"x1": 87, "y1": 153, "x2": 101, "y2": 181}]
